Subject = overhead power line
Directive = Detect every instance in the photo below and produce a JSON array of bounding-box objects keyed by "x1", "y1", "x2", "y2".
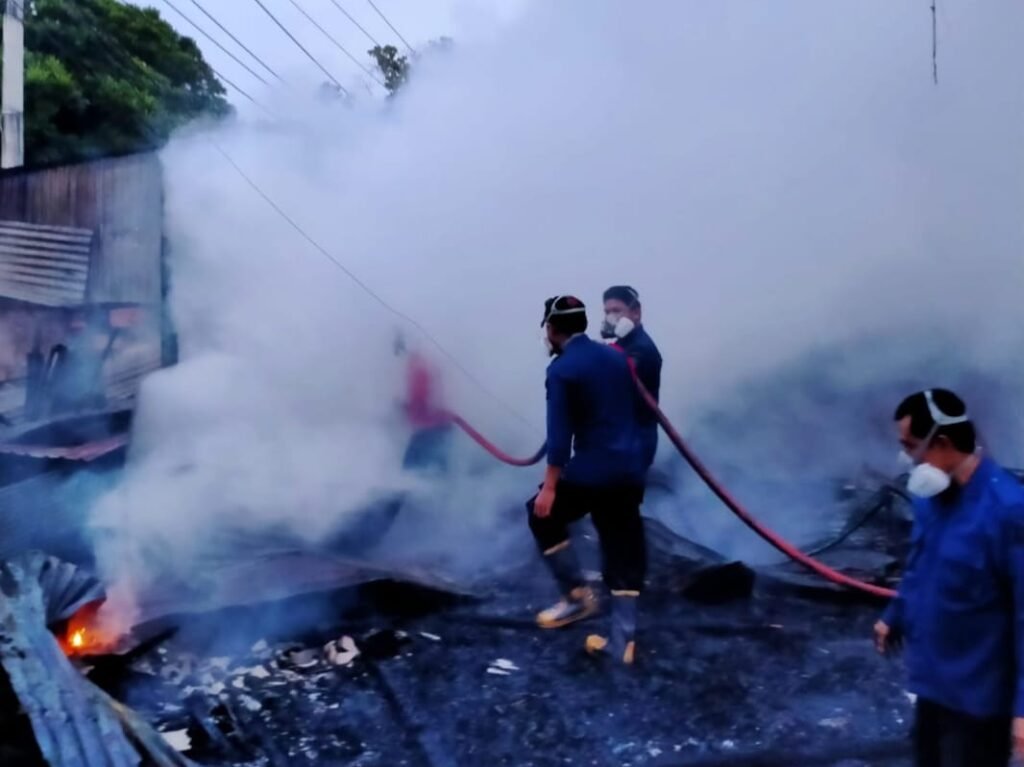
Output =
[
  {"x1": 365, "y1": 0, "x2": 416, "y2": 55},
  {"x1": 159, "y1": 0, "x2": 271, "y2": 86},
  {"x1": 209, "y1": 66, "x2": 277, "y2": 118},
  {"x1": 284, "y1": 0, "x2": 385, "y2": 87},
  {"x1": 249, "y1": 0, "x2": 349, "y2": 96},
  {"x1": 327, "y1": 0, "x2": 380, "y2": 47},
  {"x1": 209, "y1": 140, "x2": 534, "y2": 430},
  {"x1": 187, "y1": 0, "x2": 283, "y2": 83}
]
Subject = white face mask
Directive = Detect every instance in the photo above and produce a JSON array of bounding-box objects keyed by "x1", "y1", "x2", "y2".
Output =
[
  {"x1": 601, "y1": 313, "x2": 636, "y2": 340},
  {"x1": 906, "y1": 462, "x2": 953, "y2": 498}
]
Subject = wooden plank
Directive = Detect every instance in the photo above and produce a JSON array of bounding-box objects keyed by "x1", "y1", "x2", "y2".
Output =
[
  {"x1": 0, "y1": 236, "x2": 92, "y2": 256},
  {"x1": 0, "y1": 269, "x2": 87, "y2": 294},
  {"x1": 0, "y1": 284, "x2": 82, "y2": 307},
  {"x1": 0, "y1": 261, "x2": 90, "y2": 283},
  {"x1": 0, "y1": 228, "x2": 93, "y2": 247},
  {"x1": 0, "y1": 230, "x2": 93, "y2": 250},
  {"x1": 0, "y1": 219, "x2": 93, "y2": 237},
  {"x1": 0, "y1": 252, "x2": 90, "y2": 272},
  {"x1": 0, "y1": 237, "x2": 92, "y2": 255}
]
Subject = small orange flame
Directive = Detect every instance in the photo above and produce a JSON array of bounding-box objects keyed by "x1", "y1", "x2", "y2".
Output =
[{"x1": 70, "y1": 628, "x2": 86, "y2": 649}]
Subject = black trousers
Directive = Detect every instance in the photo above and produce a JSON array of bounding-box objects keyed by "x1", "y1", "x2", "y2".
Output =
[
  {"x1": 402, "y1": 424, "x2": 453, "y2": 472},
  {"x1": 526, "y1": 480, "x2": 646, "y2": 592},
  {"x1": 914, "y1": 698, "x2": 1011, "y2": 767}
]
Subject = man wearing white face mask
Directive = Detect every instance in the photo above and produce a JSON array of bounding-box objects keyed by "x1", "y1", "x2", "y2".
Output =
[
  {"x1": 601, "y1": 286, "x2": 662, "y2": 471},
  {"x1": 874, "y1": 388, "x2": 1024, "y2": 767}
]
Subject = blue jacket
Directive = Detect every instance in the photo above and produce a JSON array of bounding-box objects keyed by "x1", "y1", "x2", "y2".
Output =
[
  {"x1": 545, "y1": 335, "x2": 645, "y2": 487},
  {"x1": 882, "y1": 457, "x2": 1024, "y2": 718},
  {"x1": 617, "y1": 325, "x2": 662, "y2": 468}
]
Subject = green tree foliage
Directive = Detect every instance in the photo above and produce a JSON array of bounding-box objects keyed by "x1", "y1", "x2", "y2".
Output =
[
  {"x1": 6, "y1": 0, "x2": 230, "y2": 166},
  {"x1": 369, "y1": 37, "x2": 453, "y2": 97},
  {"x1": 368, "y1": 44, "x2": 409, "y2": 96}
]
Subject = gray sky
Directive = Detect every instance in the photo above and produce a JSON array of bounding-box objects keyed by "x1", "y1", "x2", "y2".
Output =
[{"x1": 129, "y1": 0, "x2": 525, "y2": 101}]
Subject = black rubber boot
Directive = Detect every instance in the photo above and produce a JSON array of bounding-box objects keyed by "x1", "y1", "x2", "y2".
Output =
[
  {"x1": 536, "y1": 543, "x2": 598, "y2": 629},
  {"x1": 585, "y1": 592, "x2": 638, "y2": 664}
]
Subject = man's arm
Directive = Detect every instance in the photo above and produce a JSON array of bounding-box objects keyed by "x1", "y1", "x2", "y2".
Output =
[
  {"x1": 545, "y1": 369, "x2": 572, "y2": 471},
  {"x1": 533, "y1": 370, "x2": 571, "y2": 518},
  {"x1": 995, "y1": 504, "x2": 1024, "y2": 757},
  {"x1": 998, "y1": 506, "x2": 1024, "y2": 717},
  {"x1": 875, "y1": 514, "x2": 922, "y2": 653}
]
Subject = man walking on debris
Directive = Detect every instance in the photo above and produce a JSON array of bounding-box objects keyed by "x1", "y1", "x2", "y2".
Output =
[
  {"x1": 394, "y1": 333, "x2": 453, "y2": 473},
  {"x1": 527, "y1": 295, "x2": 647, "y2": 664},
  {"x1": 875, "y1": 389, "x2": 1024, "y2": 767},
  {"x1": 601, "y1": 285, "x2": 662, "y2": 472}
]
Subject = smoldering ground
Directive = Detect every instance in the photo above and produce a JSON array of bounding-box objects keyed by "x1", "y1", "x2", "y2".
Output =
[{"x1": 88, "y1": 0, "x2": 1024, "y2": 622}]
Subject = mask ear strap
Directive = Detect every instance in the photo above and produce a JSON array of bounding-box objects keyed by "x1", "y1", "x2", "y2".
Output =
[
  {"x1": 925, "y1": 389, "x2": 969, "y2": 426},
  {"x1": 542, "y1": 295, "x2": 563, "y2": 326}
]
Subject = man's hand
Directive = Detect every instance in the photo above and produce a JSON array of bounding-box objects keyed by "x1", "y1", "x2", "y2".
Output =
[
  {"x1": 874, "y1": 620, "x2": 902, "y2": 656},
  {"x1": 1013, "y1": 717, "x2": 1024, "y2": 760},
  {"x1": 533, "y1": 486, "x2": 556, "y2": 518}
]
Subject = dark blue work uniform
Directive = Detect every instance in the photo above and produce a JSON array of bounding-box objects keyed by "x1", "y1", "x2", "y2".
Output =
[
  {"x1": 527, "y1": 335, "x2": 647, "y2": 591},
  {"x1": 617, "y1": 325, "x2": 662, "y2": 470},
  {"x1": 881, "y1": 457, "x2": 1024, "y2": 766}
]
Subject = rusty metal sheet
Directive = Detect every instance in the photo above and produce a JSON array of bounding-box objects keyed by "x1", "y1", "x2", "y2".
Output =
[
  {"x1": 0, "y1": 552, "x2": 195, "y2": 767},
  {"x1": 0, "y1": 433, "x2": 128, "y2": 461},
  {"x1": 0, "y1": 220, "x2": 92, "y2": 307}
]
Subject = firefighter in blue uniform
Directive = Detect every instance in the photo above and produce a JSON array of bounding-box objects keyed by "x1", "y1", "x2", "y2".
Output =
[
  {"x1": 601, "y1": 285, "x2": 662, "y2": 471},
  {"x1": 875, "y1": 389, "x2": 1024, "y2": 766},
  {"x1": 527, "y1": 295, "x2": 647, "y2": 665}
]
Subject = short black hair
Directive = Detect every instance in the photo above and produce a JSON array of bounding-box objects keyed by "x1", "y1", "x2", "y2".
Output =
[
  {"x1": 543, "y1": 295, "x2": 588, "y2": 336},
  {"x1": 893, "y1": 388, "x2": 976, "y2": 453},
  {"x1": 603, "y1": 285, "x2": 640, "y2": 308}
]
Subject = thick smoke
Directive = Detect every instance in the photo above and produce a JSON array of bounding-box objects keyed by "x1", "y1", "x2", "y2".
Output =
[{"x1": 91, "y1": 0, "x2": 1024, "y2": 623}]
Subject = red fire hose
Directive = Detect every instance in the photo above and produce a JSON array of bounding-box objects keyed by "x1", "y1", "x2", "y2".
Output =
[
  {"x1": 629, "y1": 377, "x2": 897, "y2": 599},
  {"x1": 444, "y1": 367, "x2": 897, "y2": 599},
  {"x1": 443, "y1": 411, "x2": 546, "y2": 467}
]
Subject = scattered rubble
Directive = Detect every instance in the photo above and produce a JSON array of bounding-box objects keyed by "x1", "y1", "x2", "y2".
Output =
[{"x1": 0, "y1": 484, "x2": 923, "y2": 766}]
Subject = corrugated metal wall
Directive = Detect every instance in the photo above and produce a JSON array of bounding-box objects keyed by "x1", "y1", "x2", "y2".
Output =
[{"x1": 0, "y1": 152, "x2": 163, "y2": 306}]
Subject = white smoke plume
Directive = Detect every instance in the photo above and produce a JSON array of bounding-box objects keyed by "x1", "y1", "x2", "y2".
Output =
[{"x1": 91, "y1": 0, "x2": 1024, "y2": 623}]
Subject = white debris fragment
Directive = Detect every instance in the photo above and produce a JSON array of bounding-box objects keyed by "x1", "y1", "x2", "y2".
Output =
[
  {"x1": 818, "y1": 717, "x2": 848, "y2": 730},
  {"x1": 231, "y1": 677, "x2": 248, "y2": 690},
  {"x1": 159, "y1": 729, "x2": 191, "y2": 752},
  {"x1": 248, "y1": 665, "x2": 271, "y2": 679},
  {"x1": 326, "y1": 636, "x2": 360, "y2": 667},
  {"x1": 904, "y1": 691, "x2": 918, "y2": 704},
  {"x1": 487, "y1": 668, "x2": 511, "y2": 676},
  {"x1": 721, "y1": 740, "x2": 737, "y2": 750},
  {"x1": 419, "y1": 632, "x2": 442, "y2": 642},
  {"x1": 238, "y1": 694, "x2": 262, "y2": 712},
  {"x1": 648, "y1": 746, "x2": 663, "y2": 758},
  {"x1": 491, "y1": 659, "x2": 520, "y2": 672},
  {"x1": 251, "y1": 640, "x2": 269, "y2": 655},
  {"x1": 208, "y1": 682, "x2": 226, "y2": 696}
]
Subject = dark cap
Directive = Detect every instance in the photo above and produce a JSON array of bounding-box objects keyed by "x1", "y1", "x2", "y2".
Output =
[
  {"x1": 542, "y1": 295, "x2": 587, "y2": 327},
  {"x1": 603, "y1": 285, "x2": 640, "y2": 307}
]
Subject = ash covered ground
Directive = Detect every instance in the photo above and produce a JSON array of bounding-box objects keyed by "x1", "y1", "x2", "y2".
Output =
[{"x1": 98, "y1": 543, "x2": 914, "y2": 767}]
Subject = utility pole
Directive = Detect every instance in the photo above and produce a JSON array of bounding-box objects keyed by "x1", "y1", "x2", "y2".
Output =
[{"x1": 2, "y1": 0, "x2": 25, "y2": 169}]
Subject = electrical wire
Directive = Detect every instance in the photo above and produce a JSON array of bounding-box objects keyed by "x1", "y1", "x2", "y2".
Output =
[
  {"x1": 187, "y1": 0, "x2": 284, "y2": 82},
  {"x1": 284, "y1": 0, "x2": 385, "y2": 87},
  {"x1": 160, "y1": 0, "x2": 271, "y2": 86},
  {"x1": 365, "y1": 0, "x2": 416, "y2": 55},
  {"x1": 249, "y1": 0, "x2": 349, "y2": 96}
]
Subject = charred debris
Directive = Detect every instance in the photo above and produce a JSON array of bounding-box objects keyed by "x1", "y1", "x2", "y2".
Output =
[{"x1": 0, "y1": 476, "x2": 924, "y2": 767}]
